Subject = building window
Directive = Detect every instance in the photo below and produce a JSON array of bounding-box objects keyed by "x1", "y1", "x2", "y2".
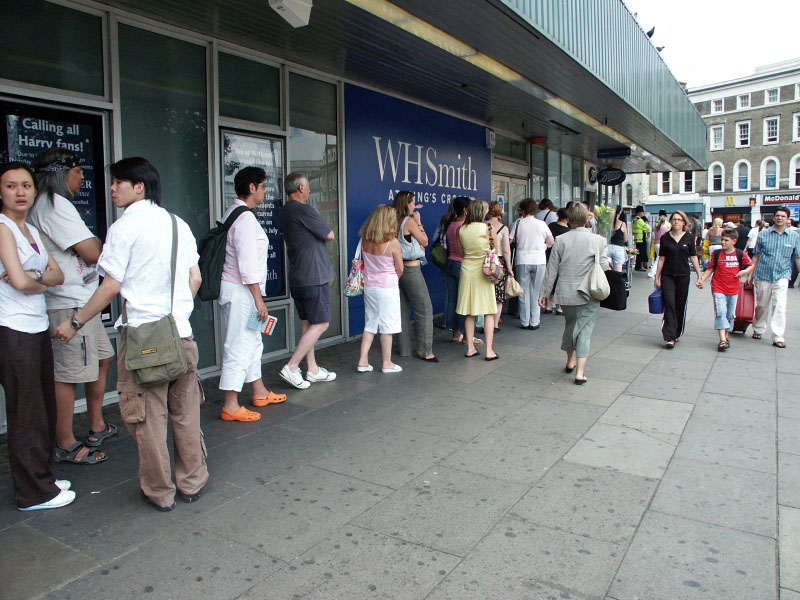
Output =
[
  {"x1": 791, "y1": 154, "x2": 800, "y2": 189},
  {"x1": 764, "y1": 117, "x2": 779, "y2": 144},
  {"x1": 737, "y1": 94, "x2": 750, "y2": 109},
  {"x1": 626, "y1": 184, "x2": 633, "y2": 205},
  {"x1": 765, "y1": 88, "x2": 779, "y2": 104},
  {"x1": 796, "y1": 83, "x2": 800, "y2": 100},
  {"x1": 660, "y1": 172, "x2": 671, "y2": 194},
  {"x1": 710, "y1": 125, "x2": 723, "y2": 150},
  {"x1": 682, "y1": 171, "x2": 694, "y2": 193},
  {"x1": 711, "y1": 99, "x2": 724, "y2": 114},
  {"x1": 709, "y1": 163, "x2": 724, "y2": 192},
  {"x1": 736, "y1": 121, "x2": 750, "y2": 147},
  {"x1": 734, "y1": 160, "x2": 750, "y2": 191},
  {"x1": 794, "y1": 113, "x2": 800, "y2": 142},
  {"x1": 761, "y1": 157, "x2": 779, "y2": 190}
]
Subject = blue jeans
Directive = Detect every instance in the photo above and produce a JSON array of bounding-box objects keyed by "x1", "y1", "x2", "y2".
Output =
[
  {"x1": 712, "y1": 292, "x2": 737, "y2": 331},
  {"x1": 443, "y1": 259, "x2": 465, "y2": 332},
  {"x1": 517, "y1": 263, "x2": 546, "y2": 327}
]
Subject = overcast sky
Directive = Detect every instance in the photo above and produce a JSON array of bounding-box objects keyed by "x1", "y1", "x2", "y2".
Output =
[{"x1": 622, "y1": 0, "x2": 798, "y2": 88}]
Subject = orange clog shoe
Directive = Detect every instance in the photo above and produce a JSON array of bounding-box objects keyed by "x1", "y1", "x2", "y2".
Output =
[
  {"x1": 220, "y1": 406, "x2": 262, "y2": 422},
  {"x1": 252, "y1": 391, "x2": 287, "y2": 407}
]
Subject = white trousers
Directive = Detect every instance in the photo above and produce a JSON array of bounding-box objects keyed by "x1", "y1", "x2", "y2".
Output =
[
  {"x1": 753, "y1": 278, "x2": 788, "y2": 343},
  {"x1": 218, "y1": 280, "x2": 263, "y2": 391}
]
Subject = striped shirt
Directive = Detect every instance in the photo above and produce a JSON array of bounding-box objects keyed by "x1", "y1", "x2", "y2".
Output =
[{"x1": 752, "y1": 227, "x2": 800, "y2": 282}]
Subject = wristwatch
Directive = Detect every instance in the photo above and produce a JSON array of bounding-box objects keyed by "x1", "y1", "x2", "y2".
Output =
[
  {"x1": 34, "y1": 269, "x2": 44, "y2": 283},
  {"x1": 70, "y1": 316, "x2": 84, "y2": 331}
]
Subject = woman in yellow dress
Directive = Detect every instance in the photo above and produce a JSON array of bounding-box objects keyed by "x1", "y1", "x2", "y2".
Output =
[{"x1": 457, "y1": 200, "x2": 498, "y2": 360}]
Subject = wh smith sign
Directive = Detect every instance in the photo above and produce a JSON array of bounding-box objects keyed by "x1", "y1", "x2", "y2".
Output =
[{"x1": 344, "y1": 84, "x2": 491, "y2": 334}]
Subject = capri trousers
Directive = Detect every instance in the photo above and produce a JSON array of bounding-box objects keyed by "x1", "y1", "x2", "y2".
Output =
[
  {"x1": 218, "y1": 280, "x2": 263, "y2": 392},
  {"x1": 560, "y1": 301, "x2": 600, "y2": 358}
]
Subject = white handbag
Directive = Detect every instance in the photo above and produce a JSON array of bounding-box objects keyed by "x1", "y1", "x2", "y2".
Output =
[{"x1": 588, "y1": 237, "x2": 611, "y2": 301}]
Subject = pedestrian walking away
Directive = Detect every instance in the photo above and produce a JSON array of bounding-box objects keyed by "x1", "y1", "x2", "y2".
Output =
[
  {"x1": 278, "y1": 172, "x2": 337, "y2": 388},
  {"x1": 54, "y1": 157, "x2": 209, "y2": 511},
  {"x1": 749, "y1": 207, "x2": 800, "y2": 348}
]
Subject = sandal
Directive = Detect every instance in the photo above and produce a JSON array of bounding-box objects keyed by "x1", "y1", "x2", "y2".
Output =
[
  {"x1": 252, "y1": 391, "x2": 287, "y2": 407},
  {"x1": 774, "y1": 341, "x2": 786, "y2": 349},
  {"x1": 665, "y1": 341, "x2": 675, "y2": 349},
  {"x1": 752, "y1": 333, "x2": 762, "y2": 339},
  {"x1": 220, "y1": 406, "x2": 262, "y2": 422},
  {"x1": 717, "y1": 341, "x2": 730, "y2": 351},
  {"x1": 85, "y1": 423, "x2": 118, "y2": 447},
  {"x1": 55, "y1": 441, "x2": 108, "y2": 465}
]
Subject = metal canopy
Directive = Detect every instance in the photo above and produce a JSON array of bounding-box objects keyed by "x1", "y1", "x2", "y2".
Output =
[{"x1": 96, "y1": 0, "x2": 703, "y2": 173}]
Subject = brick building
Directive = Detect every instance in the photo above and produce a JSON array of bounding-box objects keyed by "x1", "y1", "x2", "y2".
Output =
[{"x1": 647, "y1": 58, "x2": 800, "y2": 224}]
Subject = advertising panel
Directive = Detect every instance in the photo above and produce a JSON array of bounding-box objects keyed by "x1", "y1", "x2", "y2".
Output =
[{"x1": 344, "y1": 84, "x2": 492, "y2": 334}]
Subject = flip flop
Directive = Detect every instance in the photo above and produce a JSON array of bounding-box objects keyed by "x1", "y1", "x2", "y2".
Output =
[
  {"x1": 465, "y1": 351, "x2": 480, "y2": 358},
  {"x1": 252, "y1": 391, "x2": 287, "y2": 406},
  {"x1": 485, "y1": 355, "x2": 499, "y2": 361},
  {"x1": 752, "y1": 333, "x2": 762, "y2": 339},
  {"x1": 574, "y1": 377, "x2": 588, "y2": 385},
  {"x1": 220, "y1": 406, "x2": 262, "y2": 422},
  {"x1": 774, "y1": 341, "x2": 786, "y2": 348}
]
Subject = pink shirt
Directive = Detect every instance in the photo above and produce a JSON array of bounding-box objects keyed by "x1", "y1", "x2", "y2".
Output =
[
  {"x1": 221, "y1": 199, "x2": 269, "y2": 295},
  {"x1": 446, "y1": 220, "x2": 464, "y2": 261},
  {"x1": 362, "y1": 244, "x2": 398, "y2": 288},
  {"x1": 653, "y1": 224, "x2": 669, "y2": 244}
]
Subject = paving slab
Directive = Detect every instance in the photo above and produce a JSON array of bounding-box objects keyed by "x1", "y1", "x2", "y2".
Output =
[
  {"x1": 609, "y1": 511, "x2": 776, "y2": 600},
  {"x1": 352, "y1": 466, "x2": 527, "y2": 556},
  {"x1": 310, "y1": 426, "x2": 462, "y2": 489},
  {"x1": 635, "y1": 355, "x2": 713, "y2": 381},
  {"x1": 0, "y1": 524, "x2": 97, "y2": 600},
  {"x1": 599, "y1": 395, "x2": 693, "y2": 444},
  {"x1": 427, "y1": 517, "x2": 623, "y2": 600},
  {"x1": 386, "y1": 395, "x2": 510, "y2": 442},
  {"x1": 564, "y1": 423, "x2": 677, "y2": 479},
  {"x1": 537, "y1": 377, "x2": 630, "y2": 407},
  {"x1": 624, "y1": 371, "x2": 706, "y2": 404},
  {"x1": 780, "y1": 452, "x2": 800, "y2": 509},
  {"x1": 509, "y1": 461, "x2": 658, "y2": 545},
  {"x1": 440, "y1": 373, "x2": 553, "y2": 408},
  {"x1": 782, "y1": 588, "x2": 800, "y2": 600},
  {"x1": 576, "y1": 356, "x2": 645, "y2": 382},
  {"x1": 201, "y1": 465, "x2": 391, "y2": 562},
  {"x1": 781, "y1": 505, "x2": 800, "y2": 591},
  {"x1": 693, "y1": 391, "x2": 775, "y2": 427},
  {"x1": 46, "y1": 528, "x2": 275, "y2": 600},
  {"x1": 651, "y1": 457, "x2": 776, "y2": 537},
  {"x1": 239, "y1": 525, "x2": 459, "y2": 600},
  {"x1": 500, "y1": 396, "x2": 606, "y2": 439},
  {"x1": 440, "y1": 421, "x2": 573, "y2": 484},
  {"x1": 781, "y1": 417, "x2": 800, "y2": 456},
  {"x1": 592, "y1": 336, "x2": 663, "y2": 364}
]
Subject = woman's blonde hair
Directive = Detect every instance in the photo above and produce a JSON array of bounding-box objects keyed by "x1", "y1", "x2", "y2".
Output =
[
  {"x1": 392, "y1": 190, "x2": 414, "y2": 226},
  {"x1": 463, "y1": 199, "x2": 488, "y2": 226},
  {"x1": 713, "y1": 217, "x2": 723, "y2": 228},
  {"x1": 658, "y1": 215, "x2": 667, "y2": 228},
  {"x1": 360, "y1": 204, "x2": 398, "y2": 243},
  {"x1": 487, "y1": 200, "x2": 503, "y2": 219},
  {"x1": 670, "y1": 210, "x2": 690, "y2": 232}
]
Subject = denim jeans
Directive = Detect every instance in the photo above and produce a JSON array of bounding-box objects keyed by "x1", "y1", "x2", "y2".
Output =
[
  {"x1": 516, "y1": 263, "x2": 545, "y2": 327},
  {"x1": 712, "y1": 292, "x2": 737, "y2": 331},
  {"x1": 443, "y1": 259, "x2": 465, "y2": 332}
]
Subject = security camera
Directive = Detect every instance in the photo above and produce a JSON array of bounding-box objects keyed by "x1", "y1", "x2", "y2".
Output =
[{"x1": 269, "y1": 0, "x2": 312, "y2": 28}]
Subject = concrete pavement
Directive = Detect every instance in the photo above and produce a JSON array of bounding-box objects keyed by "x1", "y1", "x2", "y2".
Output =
[{"x1": 1, "y1": 272, "x2": 798, "y2": 599}]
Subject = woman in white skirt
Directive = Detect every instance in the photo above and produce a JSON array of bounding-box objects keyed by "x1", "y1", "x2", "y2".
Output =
[{"x1": 357, "y1": 204, "x2": 404, "y2": 373}]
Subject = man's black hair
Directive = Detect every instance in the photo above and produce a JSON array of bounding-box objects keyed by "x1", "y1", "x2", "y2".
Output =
[
  {"x1": 234, "y1": 166, "x2": 267, "y2": 198},
  {"x1": 110, "y1": 157, "x2": 161, "y2": 205},
  {"x1": 774, "y1": 206, "x2": 791, "y2": 218}
]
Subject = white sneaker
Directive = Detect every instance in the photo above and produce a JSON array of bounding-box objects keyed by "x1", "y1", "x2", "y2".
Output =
[
  {"x1": 382, "y1": 365, "x2": 403, "y2": 373},
  {"x1": 357, "y1": 364, "x2": 373, "y2": 372},
  {"x1": 19, "y1": 489, "x2": 76, "y2": 511},
  {"x1": 306, "y1": 367, "x2": 337, "y2": 383},
  {"x1": 280, "y1": 364, "x2": 310, "y2": 389},
  {"x1": 55, "y1": 480, "x2": 71, "y2": 491}
]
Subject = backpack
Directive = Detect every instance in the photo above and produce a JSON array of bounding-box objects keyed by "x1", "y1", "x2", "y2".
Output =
[
  {"x1": 712, "y1": 248, "x2": 744, "y2": 270},
  {"x1": 197, "y1": 206, "x2": 251, "y2": 301}
]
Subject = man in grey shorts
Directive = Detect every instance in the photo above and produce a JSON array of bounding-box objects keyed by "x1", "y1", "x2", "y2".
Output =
[
  {"x1": 278, "y1": 172, "x2": 337, "y2": 389},
  {"x1": 29, "y1": 149, "x2": 115, "y2": 465}
]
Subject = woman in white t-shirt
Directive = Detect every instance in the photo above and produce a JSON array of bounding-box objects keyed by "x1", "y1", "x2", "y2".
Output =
[
  {"x1": 535, "y1": 198, "x2": 558, "y2": 225},
  {"x1": 747, "y1": 220, "x2": 763, "y2": 256},
  {"x1": 0, "y1": 161, "x2": 73, "y2": 511},
  {"x1": 511, "y1": 198, "x2": 554, "y2": 330}
]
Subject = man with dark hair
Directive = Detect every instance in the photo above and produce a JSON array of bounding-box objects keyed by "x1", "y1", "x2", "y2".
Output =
[
  {"x1": 749, "y1": 206, "x2": 800, "y2": 348},
  {"x1": 55, "y1": 157, "x2": 208, "y2": 511},
  {"x1": 690, "y1": 214, "x2": 703, "y2": 239},
  {"x1": 734, "y1": 220, "x2": 750, "y2": 252},
  {"x1": 278, "y1": 172, "x2": 336, "y2": 389}
]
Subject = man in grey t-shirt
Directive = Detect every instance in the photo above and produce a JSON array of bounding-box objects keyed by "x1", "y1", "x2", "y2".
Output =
[{"x1": 278, "y1": 172, "x2": 337, "y2": 389}]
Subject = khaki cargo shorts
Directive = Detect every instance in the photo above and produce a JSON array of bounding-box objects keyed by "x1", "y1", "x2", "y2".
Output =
[{"x1": 48, "y1": 309, "x2": 115, "y2": 384}]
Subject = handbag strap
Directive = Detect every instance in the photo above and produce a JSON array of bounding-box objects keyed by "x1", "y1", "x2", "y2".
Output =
[
  {"x1": 123, "y1": 213, "x2": 178, "y2": 325},
  {"x1": 354, "y1": 238, "x2": 362, "y2": 260},
  {"x1": 486, "y1": 223, "x2": 495, "y2": 251},
  {"x1": 594, "y1": 236, "x2": 601, "y2": 266}
]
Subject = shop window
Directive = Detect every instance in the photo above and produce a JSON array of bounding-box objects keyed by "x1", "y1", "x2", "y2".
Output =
[
  {"x1": 711, "y1": 99, "x2": 723, "y2": 114},
  {"x1": 736, "y1": 121, "x2": 750, "y2": 147},
  {"x1": 118, "y1": 24, "x2": 215, "y2": 368},
  {"x1": 764, "y1": 117, "x2": 779, "y2": 144},
  {"x1": 794, "y1": 113, "x2": 800, "y2": 142},
  {"x1": 0, "y1": 0, "x2": 104, "y2": 96},
  {"x1": 761, "y1": 157, "x2": 779, "y2": 190},
  {"x1": 218, "y1": 52, "x2": 280, "y2": 125},
  {"x1": 734, "y1": 160, "x2": 750, "y2": 191},
  {"x1": 572, "y1": 157, "x2": 582, "y2": 201},
  {"x1": 737, "y1": 94, "x2": 750, "y2": 109},
  {"x1": 547, "y1": 149, "x2": 560, "y2": 204},
  {"x1": 791, "y1": 155, "x2": 800, "y2": 189},
  {"x1": 493, "y1": 133, "x2": 527, "y2": 162},
  {"x1": 625, "y1": 184, "x2": 633, "y2": 205},
  {"x1": 709, "y1": 164, "x2": 723, "y2": 192},
  {"x1": 765, "y1": 88, "x2": 779, "y2": 105},
  {"x1": 659, "y1": 172, "x2": 671, "y2": 195},
  {"x1": 289, "y1": 73, "x2": 341, "y2": 339},
  {"x1": 561, "y1": 154, "x2": 573, "y2": 204},
  {"x1": 710, "y1": 125, "x2": 723, "y2": 150},
  {"x1": 531, "y1": 145, "x2": 545, "y2": 202},
  {"x1": 681, "y1": 171, "x2": 694, "y2": 193}
]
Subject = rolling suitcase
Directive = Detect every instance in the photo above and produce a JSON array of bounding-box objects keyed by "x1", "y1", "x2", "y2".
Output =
[{"x1": 732, "y1": 281, "x2": 755, "y2": 333}]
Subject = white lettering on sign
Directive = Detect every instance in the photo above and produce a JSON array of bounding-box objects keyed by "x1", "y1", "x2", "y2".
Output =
[{"x1": 373, "y1": 137, "x2": 478, "y2": 192}]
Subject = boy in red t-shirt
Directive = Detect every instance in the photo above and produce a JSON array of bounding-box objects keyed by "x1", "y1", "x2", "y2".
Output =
[{"x1": 697, "y1": 228, "x2": 754, "y2": 350}]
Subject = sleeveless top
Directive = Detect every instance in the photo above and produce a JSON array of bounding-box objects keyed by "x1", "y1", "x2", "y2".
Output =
[
  {"x1": 609, "y1": 223, "x2": 625, "y2": 246},
  {"x1": 0, "y1": 214, "x2": 49, "y2": 333},
  {"x1": 363, "y1": 243, "x2": 398, "y2": 288},
  {"x1": 708, "y1": 230, "x2": 723, "y2": 245},
  {"x1": 398, "y1": 216, "x2": 425, "y2": 261}
]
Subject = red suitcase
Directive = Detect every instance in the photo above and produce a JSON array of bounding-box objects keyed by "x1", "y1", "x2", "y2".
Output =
[{"x1": 733, "y1": 281, "x2": 755, "y2": 333}]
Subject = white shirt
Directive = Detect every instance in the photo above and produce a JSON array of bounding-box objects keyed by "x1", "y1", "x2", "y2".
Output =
[
  {"x1": 511, "y1": 216, "x2": 552, "y2": 265},
  {"x1": 747, "y1": 227, "x2": 760, "y2": 249},
  {"x1": 97, "y1": 200, "x2": 198, "y2": 338},
  {"x1": 27, "y1": 192, "x2": 98, "y2": 309},
  {"x1": 0, "y1": 215, "x2": 49, "y2": 333},
  {"x1": 535, "y1": 209, "x2": 558, "y2": 225}
]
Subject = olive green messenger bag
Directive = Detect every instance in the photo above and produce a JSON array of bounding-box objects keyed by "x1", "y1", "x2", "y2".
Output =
[{"x1": 122, "y1": 213, "x2": 188, "y2": 387}]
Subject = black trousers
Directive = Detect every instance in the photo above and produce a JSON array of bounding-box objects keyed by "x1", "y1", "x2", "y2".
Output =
[
  {"x1": 661, "y1": 274, "x2": 690, "y2": 342},
  {"x1": 636, "y1": 242, "x2": 648, "y2": 269},
  {"x1": 0, "y1": 326, "x2": 59, "y2": 508}
]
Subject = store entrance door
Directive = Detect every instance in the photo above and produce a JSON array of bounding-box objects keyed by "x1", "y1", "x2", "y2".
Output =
[{"x1": 492, "y1": 175, "x2": 528, "y2": 227}]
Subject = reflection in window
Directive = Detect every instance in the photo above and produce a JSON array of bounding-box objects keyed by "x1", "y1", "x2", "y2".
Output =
[
  {"x1": 736, "y1": 162, "x2": 749, "y2": 191},
  {"x1": 547, "y1": 149, "x2": 560, "y2": 205},
  {"x1": 711, "y1": 165, "x2": 723, "y2": 192}
]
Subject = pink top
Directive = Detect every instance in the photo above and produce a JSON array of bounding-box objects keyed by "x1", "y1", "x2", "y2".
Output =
[
  {"x1": 362, "y1": 243, "x2": 398, "y2": 288},
  {"x1": 446, "y1": 220, "x2": 464, "y2": 261},
  {"x1": 653, "y1": 224, "x2": 669, "y2": 244},
  {"x1": 221, "y1": 199, "x2": 269, "y2": 295}
]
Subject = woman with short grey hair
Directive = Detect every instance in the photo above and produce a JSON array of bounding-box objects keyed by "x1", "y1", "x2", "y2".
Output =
[{"x1": 539, "y1": 203, "x2": 609, "y2": 385}]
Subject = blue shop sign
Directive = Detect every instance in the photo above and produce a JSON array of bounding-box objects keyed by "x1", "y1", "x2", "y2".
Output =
[{"x1": 344, "y1": 84, "x2": 491, "y2": 334}]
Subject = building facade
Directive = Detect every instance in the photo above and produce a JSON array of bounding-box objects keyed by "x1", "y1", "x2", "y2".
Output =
[{"x1": 647, "y1": 58, "x2": 800, "y2": 223}]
